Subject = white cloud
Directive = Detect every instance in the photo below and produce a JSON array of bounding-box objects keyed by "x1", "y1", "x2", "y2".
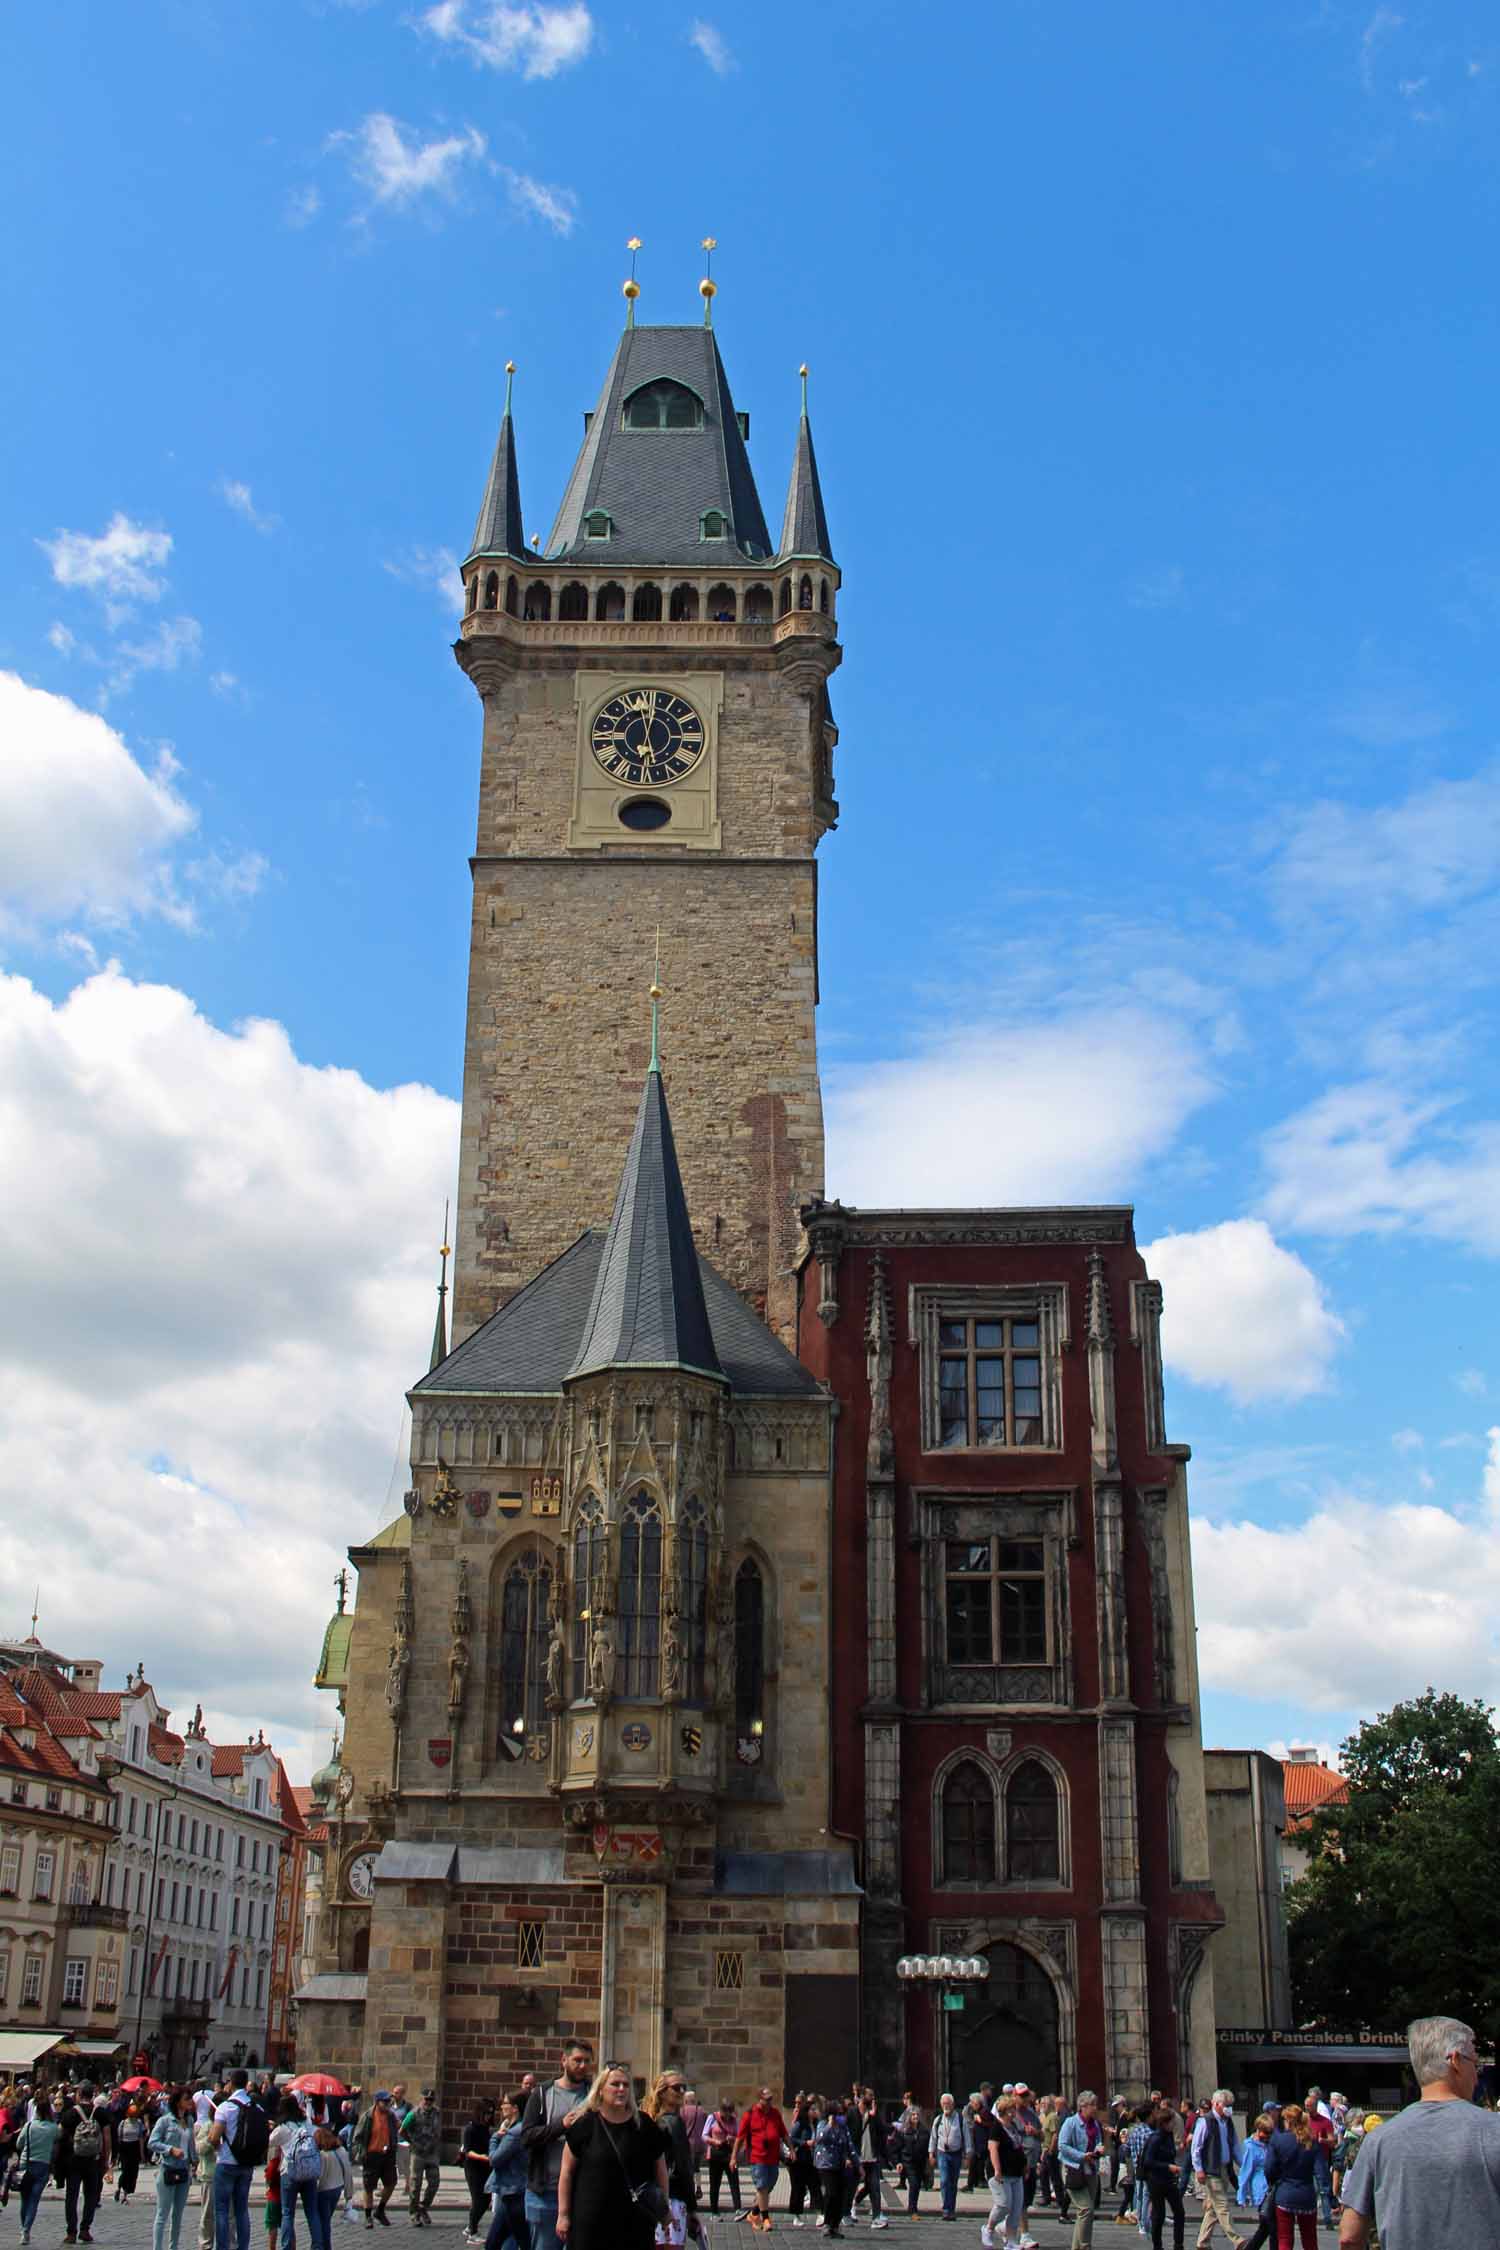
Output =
[
  {"x1": 1457, "y1": 1369, "x2": 1490, "y2": 1399},
  {"x1": 1359, "y1": 7, "x2": 1404, "y2": 95},
  {"x1": 1142, "y1": 1218, "x2": 1344, "y2": 1404},
  {"x1": 825, "y1": 1008, "x2": 1215, "y2": 1206},
  {"x1": 335, "y1": 113, "x2": 487, "y2": 206},
  {"x1": 48, "y1": 623, "x2": 77, "y2": 657},
  {"x1": 420, "y1": 1, "x2": 593, "y2": 76},
  {"x1": 1273, "y1": 764, "x2": 1500, "y2": 923},
  {"x1": 503, "y1": 168, "x2": 577, "y2": 234},
  {"x1": 0, "y1": 673, "x2": 197, "y2": 930},
  {"x1": 1192, "y1": 1429, "x2": 1500, "y2": 1711},
  {"x1": 0, "y1": 966, "x2": 459, "y2": 1780},
  {"x1": 285, "y1": 185, "x2": 322, "y2": 229},
  {"x1": 1262, "y1": 1080, "x2": 1500, "y2": 1256},
  {"x1": 209, "y1": 670, "x2": 242, "y2": 699},
  {"x1": 688, "y1": 19, "x2": 734, "y2": 74},
  {"x1": 39, "y1": 514, "x2": 172, "y2": 620},
  {"x1": 1127, "y1": 563, "x2": 1185, "y2": 611},
  {"x1": 1391, "y1": 1427, "x2": 1424, "y2": 1454},
  {"x1": 219, "y1": 479, "x2": 278, "y2": 534},
  {"x1": 384, "y1": 546, "x2": 464, "y2": 613},
  {"x1": 107, "y1": 614, "x2": 203, "y2": 701}
]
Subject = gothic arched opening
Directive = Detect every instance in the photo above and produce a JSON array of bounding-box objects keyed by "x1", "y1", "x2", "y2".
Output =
[
  {"x1": 504, "y1": 575, "x2": 519, "y2": 617},
  {"x1": 669, "y1": 583, "x2": 699, "y2": 621},
  {"x1": 523, "y1": 582, "x2": 551, "y2": 622},
  {"x1": 940, "y1": 1760, "x2": 997, "y2": 1885},
  {"x1": 558, "y1": 582, "x2": 589, "y2": 620},
  {"x1": 595, "y1": 583, "x2": 625, "y2": 621},
  {"x1": 1005, "y1": 1760, "x2": 1061, "y2": 1883},
  {"x1": 706, "y1": 584, "x2": 736, "y2": 621},
  {"x1": 948, "y1": 1941, "x2": 1059, "y2": 2098},
  {"x1": 744, "y1": 584, "x2": 773, "y2": 621},
  {"x1": 483, "y1": 572, "x2": 499, "y2": 611},
  {"x1": 632, "y1": 582, "x2": 663, "y2": 622}
]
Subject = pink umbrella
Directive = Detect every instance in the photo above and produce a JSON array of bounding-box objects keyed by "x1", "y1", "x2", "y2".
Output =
[{"x1": 287, "y1": 2073, "x2": 348, "y2": 2098}]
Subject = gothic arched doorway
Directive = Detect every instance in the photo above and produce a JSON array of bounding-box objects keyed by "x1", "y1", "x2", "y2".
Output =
[{"x1": 947, "y1": 1941, "x2": 1059, "y2": 2095}]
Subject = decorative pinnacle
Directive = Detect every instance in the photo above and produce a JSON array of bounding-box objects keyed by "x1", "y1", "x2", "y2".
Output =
[
  {"x1": 649, "y1": 927, "x2": 663, "y2": 1073},
  {"x1": 700, "y1": 235, "x2": 718, "y2": 325},
  {"x1": 624, "y1": 236, "x2": 642, "y2": 324},
  {"x1": 503, "y1": 359, "x2": 515, "y2": 414},
  {"x1": 799, "y1": 362, "x2": 809, "y2": 415}
]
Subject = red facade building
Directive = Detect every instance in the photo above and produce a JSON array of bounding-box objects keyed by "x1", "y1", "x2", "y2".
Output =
[{"x1": 796, "y1": 1200, "x2": 1223, "y2": 2100}]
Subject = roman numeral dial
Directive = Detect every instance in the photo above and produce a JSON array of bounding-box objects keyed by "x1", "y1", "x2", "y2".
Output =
[{"x1": 590, "y1": 687, "x2": 707, "y2": 788}]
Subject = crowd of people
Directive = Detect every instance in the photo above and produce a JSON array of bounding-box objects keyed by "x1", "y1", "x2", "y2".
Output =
[{"x1": 0, "y1": 2015, "x2": 1495, "y2": 2250}]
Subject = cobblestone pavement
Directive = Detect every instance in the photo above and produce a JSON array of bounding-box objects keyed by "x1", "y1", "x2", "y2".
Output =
[{"x1": 9, "y1": 2175, "x2": 1319, "y2": 2250}]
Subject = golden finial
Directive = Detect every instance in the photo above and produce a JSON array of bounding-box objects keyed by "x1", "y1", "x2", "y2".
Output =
[
  {"x1": 649, "y1": 928, "x2": 664, "y2": 1071},
  {"x1": 699, "y1": 235, "x2": 718, "y2": 325},
  {"x1": 530, "y1": 533, "x2": 540, "y2": 549},
  {"x1": 624, "y1": 236, "x2": 642, "y2": 325},
  {"x1": 503, "y1": 360, "x2": 516, "y2": 415},
  {"x1": 799, "y1": 362, "x2": 810, "y2": 415}
]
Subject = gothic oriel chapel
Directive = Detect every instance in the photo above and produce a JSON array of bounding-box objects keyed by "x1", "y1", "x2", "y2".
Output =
[{"x1": 299, "y1": 279, "x2": 1223, "y2": 2104}]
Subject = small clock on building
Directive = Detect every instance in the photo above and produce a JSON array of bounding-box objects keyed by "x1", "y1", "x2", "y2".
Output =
[
  {"x1": 590, "y1": 688, "x2": 706, "y2": 788},
  {"x1": 346, "y1": 1851, "x2": 378, "y2": 1901}
]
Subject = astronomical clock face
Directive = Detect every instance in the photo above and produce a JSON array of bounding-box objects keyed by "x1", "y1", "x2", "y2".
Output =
[
  {"x1": 590, "y1": 687, "x2": 706, "y2": 788},
  {"x1": 346, "y1": 1851, "x2": 378, "y2": 1901}
]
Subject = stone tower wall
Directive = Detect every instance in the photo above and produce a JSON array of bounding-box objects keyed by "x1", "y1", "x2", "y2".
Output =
[{"x1": 452, "y1": 628, "x2": 835, "y2": 1344}]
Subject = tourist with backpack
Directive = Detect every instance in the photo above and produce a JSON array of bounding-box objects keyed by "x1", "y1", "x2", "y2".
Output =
[
  {"x1": 812, "y1": 2100, "x2": 856, "y2": 2241},
  {"x1": 403, "y1": 2093, "x2": 442, "y2": 2226},
  {"x1": 273, "y1": 2095, "x2": 324, "y2": 2250},
  {"x1": 211, "y1": 2068, "x2": 272, "y2": 2250},
  {"x1": 60, "y1": 2081, "x2": 113, "y2": 2244}
]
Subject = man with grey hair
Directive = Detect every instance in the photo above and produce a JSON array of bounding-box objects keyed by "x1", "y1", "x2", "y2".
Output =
[
  {"x1": 1189, "y1": 2092, "x2": 1242, "y2": 2246},
  {"x1": 1339, "y1": 2014, "x2": 1500, "y2": 2247}
]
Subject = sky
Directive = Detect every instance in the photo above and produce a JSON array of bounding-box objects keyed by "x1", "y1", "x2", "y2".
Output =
[{"x1": 4, "y1": 0, "x2": 1500, "y2": 1785}]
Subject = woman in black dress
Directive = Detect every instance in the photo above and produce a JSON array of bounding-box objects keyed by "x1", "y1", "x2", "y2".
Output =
[{"x1": 556, "y1": 2067, "x2": 668, "y2": 2250}]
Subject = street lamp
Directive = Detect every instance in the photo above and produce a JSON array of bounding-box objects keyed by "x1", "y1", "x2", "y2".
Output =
[{"x1": 99, "y1": 1747, "x2": 184, "y2": 2061}]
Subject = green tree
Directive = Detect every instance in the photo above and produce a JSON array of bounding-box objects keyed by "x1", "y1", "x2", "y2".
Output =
[{"x1": 1287, "y1": 1690, "x2": 1500, "y2": 2031}]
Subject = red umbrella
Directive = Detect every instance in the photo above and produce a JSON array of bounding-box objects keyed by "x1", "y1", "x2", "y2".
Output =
[
  {"x1": 122, "y1": 2075, "x2": 164, "y2": 2093},
  {"x1": 287, "y1": 2073, "x2": 347, "y2": 2098}
]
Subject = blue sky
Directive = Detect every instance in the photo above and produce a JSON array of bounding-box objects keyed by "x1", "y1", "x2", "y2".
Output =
[{"x1": 4, "y1": 1, "x2": 1500, "y2": 1778}]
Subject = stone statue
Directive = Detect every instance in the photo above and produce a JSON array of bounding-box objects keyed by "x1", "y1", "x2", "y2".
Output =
[
  {"x1": 384, "y1": 1636, "x2": 410, "y2": 1720},
  {"x1": 587, "y1": 1623, "x2": 614, "y2": 1705},
  {"x1": 661, "y1": 1617, "x2": 684, "y2": 1702},
  {"x1": 544, "y1": 1617, "x2": 568, "y2": 1710},
  {"x1": 447, "y1": 1638, "x2": 469, "y2": 1715}
]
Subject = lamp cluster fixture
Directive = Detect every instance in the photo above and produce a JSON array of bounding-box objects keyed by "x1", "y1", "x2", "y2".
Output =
[{"x1": 895, "y1": 1953, "x2": 989, "y2": 1982}]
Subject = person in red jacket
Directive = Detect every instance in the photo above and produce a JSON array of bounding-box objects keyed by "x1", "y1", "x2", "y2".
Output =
[{"x1": 733, "y1": 2090, "x2": 787, "y2": 2235}]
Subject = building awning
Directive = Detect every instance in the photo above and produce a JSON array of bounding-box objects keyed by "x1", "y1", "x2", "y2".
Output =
[
  {"x1": 1219, "y1": 2038, "x2": 1408, "y2": 2064},
  {"x1": 71, "y1": 2040, "x2": 127, "y2": 2056},
  {"x1": 0, "y1": 2031, "x2": 67, "y2": 2068}
]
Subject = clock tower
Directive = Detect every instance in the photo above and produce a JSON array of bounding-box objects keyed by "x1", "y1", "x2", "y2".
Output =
[{"x1": 451, "y1": 311, "x2": 840, "y2": 1344}]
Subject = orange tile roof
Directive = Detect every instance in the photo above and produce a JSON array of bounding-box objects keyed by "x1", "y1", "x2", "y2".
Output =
[{"x1": 1282, "y1": 1760, "x2": 1348, "y2": 1830}]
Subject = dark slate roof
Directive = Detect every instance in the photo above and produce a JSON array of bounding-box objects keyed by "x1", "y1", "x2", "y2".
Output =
[
  {"x1": 468, "y1": 400, "x2": 528, "y2": 563},
  {"x1": 567, "y1": 1063, "x2": 723, "y2": 1383},
  {"x1": 778, "y1": 413, "x2": 835, "y2": 564},
  {"x1": 413, "y1": 1229, "x2": 817, "y2": 1400},
  {"x1": 545, "y1": 325, "x2": 773, "y2": 566}
]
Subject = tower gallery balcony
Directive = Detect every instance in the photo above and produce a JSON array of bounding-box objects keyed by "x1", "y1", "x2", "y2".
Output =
[{"x1": 456, "y1": 602, "x2": 837, "y2": 655}]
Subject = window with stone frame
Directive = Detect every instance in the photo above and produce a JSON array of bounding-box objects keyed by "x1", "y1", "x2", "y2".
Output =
[
  {"x1": 943, "y1": 1537, "x2": 1049, "y2": 1669},
  {"x1": 617, "y1": 1491, "x2": 663, "y2": 1699},
  {"x1": 677, "y1": 1498, "x2": 709, "y2": 1703},
  {"x1": 939, "y1": 1760, "x2": 997, "y2": 1885},
  {"x1": 62, "y1": 1956, "x2": 87, "y2": 2007},
  {"x1": 20, "y1": 1955, "x2": 42, "y2": 2007},
  {"x1": 0, "y1": 1844, "x2": 18, "y2": 1896},
  {"x1": 733, "y1": 1558, "x2": 765, "y2": 1738},
  {"x1": 499, "y1": 1549, "x2": 553, "y2": 1748},
  {"x1": 912, "y1": 1286, "x2": 1066, "y2": 1453},
  {"x1": 1004, "y1": 1760, "x2": 1061, "y2": 1882},
  {"x1": 714, "y1": 1949, "x2": 745, "y2": 1992},
  {"x1": 517, "y1": 1920, "x2": 545, "y2": 1970},
  {"x1": 918, "y1": 1493, "x2": 1072, "y2": 1710},
  {"x1": 571, "y1": 1499, "x2": 606, "y2": 1701}
]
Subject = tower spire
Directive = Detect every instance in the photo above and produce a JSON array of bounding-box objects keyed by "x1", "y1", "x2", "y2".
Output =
[
  {"x1": 430, "y1": 1201, "x2": 451, "y2": 1372},
  {"x1": 650, "y1": 929, "x2": 662, "y2": 1074},
  {"x1": 778, "y1": 362, "x2": 836, "y2": 565},
  {"x1": 623, "y1": 236, "x2": 642, "y2": 328},
  {"x1": 466, "y1": 361, "x2": 527, "y2": 564},
  {"x1": 699, "y1": 236, "x2": 717, "y2": 327}
]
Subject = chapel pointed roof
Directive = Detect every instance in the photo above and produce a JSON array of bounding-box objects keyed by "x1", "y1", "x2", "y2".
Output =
[
  {"x1": 564, "y1": 1051, "x2": 725, "y2": 1385},
  {"x1": 778, "y1": 394, "x2": 835, "y2": 565},
  {"x1": 467, "y1": 365, "x2": 528, "y2": 564},
  {"x1": 544, "y1": 324, "x2": 772, "y2": 566}
]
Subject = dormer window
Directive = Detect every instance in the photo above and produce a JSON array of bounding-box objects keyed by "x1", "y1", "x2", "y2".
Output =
[
  {"x1": 583, "y1": 510, "x2": 613, "y2": 541},
  {"x1": 623, "y1": 379, "x2": 703, "y2": 431},
  {"x1": 700, "y1": 510, "x2": 730, "y2": 541}
]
